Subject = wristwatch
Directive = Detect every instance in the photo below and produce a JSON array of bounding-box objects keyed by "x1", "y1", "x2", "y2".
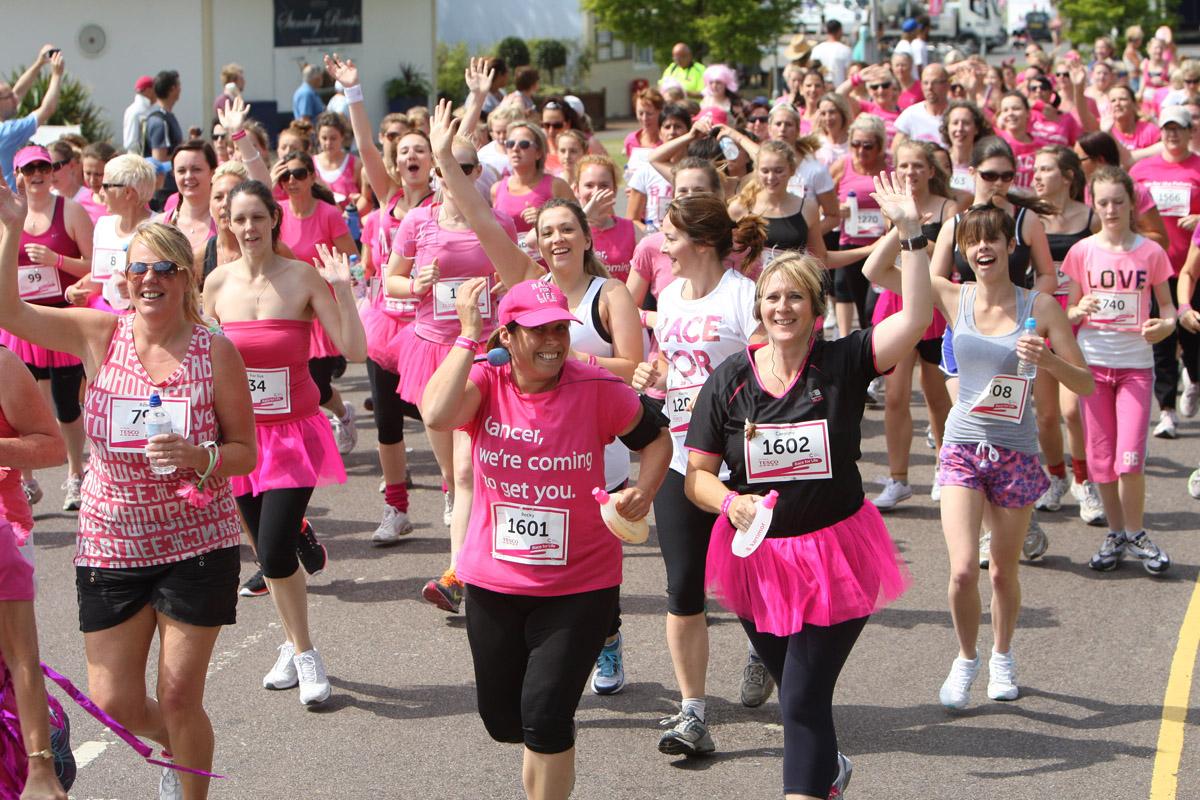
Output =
[{"x1": 898, "y1": 234, "x2": 929, "y2": 252}]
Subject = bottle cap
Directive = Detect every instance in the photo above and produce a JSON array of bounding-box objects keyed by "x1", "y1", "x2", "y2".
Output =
[
  {"x1": 848, "y1": 191, "x2": 857, "y2": 197},
  {"x1": 1024, "y1": 317, "x2": 1037, "y2": 331},
  {"x1": 592, "y1": 487, "x2": 610, "y2": 504},
  {"x1": 762, "y1": 489, "x2": 779, "y2": 509},
  {"x1": 149, "y1": 393, "x2": 162, "y2": 407}
]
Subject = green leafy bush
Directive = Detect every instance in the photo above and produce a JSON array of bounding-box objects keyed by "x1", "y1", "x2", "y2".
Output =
[
  {"x1": 10, "y1": 68, "x2": 111, "y2": 143},
  {"x1": 496, "y1": 36, "x2": 531, "y2": 68}
]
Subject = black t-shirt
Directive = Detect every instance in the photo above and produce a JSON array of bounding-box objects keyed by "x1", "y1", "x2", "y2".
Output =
[{"x1": 685, "y1": 329, "x2": 882, "y2": 538}]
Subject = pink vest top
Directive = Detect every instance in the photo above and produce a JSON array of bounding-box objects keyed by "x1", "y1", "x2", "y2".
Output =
[
  {"x1": 494, "y1": 173, "x2": 555, "y2": 233},
  {"x1": 0, "y1": 371, "x2": 33, "y2": 544},
  {"x1": 19, "y1": 196, "x2": 80, "y2": 307},
  {"x1": 592, "y1": 217, "x2": 638, "y2": 283},
  {"x1": 221, "y1": 320, "x2": 322, "y2": 425}
]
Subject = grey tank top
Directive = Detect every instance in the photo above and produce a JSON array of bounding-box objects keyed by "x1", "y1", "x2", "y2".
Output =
[{"x1": 943, "y1": 285, "x2": 1040, "y2": 454}]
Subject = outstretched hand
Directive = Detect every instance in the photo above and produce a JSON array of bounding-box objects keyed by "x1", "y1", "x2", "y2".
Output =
[
  {"x1": 314, "y1": 243, "x2": 352, "y2": 288},
  {"x1": 869, "y1": 171, "x2": 921, "y2": 233},
  {"x1": 217, "y1": 96, "x2": 251, "y2": 134},
  {"x1": 323, "y1": 53, "x2": 358, "y2": 88},
  {"x1": 0, "y1": 174, "x2": 28, "y2": 230},
  {"x1": 464, "y1": 57, "x2": 495, "y2": 96},
  {"x1": 429, "y1": 98, "x2": 462, "y2": 157}
]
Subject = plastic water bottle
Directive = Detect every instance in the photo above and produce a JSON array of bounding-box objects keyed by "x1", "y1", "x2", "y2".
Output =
[
  {"x1": 349, "y1": 255, "x2": 366, "y2": 301},
  {"x1": 1017, "y1": 317, "x2": 1038, "y2": 378},
  {"x1": 145, "y1": 393, "x2": 176, "y2": 475},
  {"x1": 845, "y1": 192, "x2": 860, "y2": 237},
  {"x1": 731, "y1": 490, "x2": 780, "y2": 558},
  {"x1": 593, "y1": 487, "x2": 650, "y2": 544}
]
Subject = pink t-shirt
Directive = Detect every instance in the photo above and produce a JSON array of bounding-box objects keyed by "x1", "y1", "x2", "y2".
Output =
[
  {"x1": 898, "y1": 82, "x2": 924, "y2": 110},
  {"x1": 280, "y1": 199, "x2": 349, "y2": 266},
  {"x1": 395, "y1": 204, "x2": 517, "y2": 343},
  {"x1": 591, "y1": 217, "x2": 638, "y2": 283},
  {"x1": 1130, "y1": 153, "x2": 1200, "y2": 270},
  {"x1": 858, "y1": 101, "x2": 900, "y2": 144},
  {"x1": 631, "y1": 232, "x2": 674, "y2": 298},
  {"x1": 1110, "y1": 119, "x2": 1161, "y2": 150},
  {"x1": 997, "y1": 130, "x2": 1046, "y2": 190},
  {"x1": 1062, "y1": 235, "x2": 1173, "y2": 369},
  {"x1": 456, "y1": 360, "x2": 641, "y2": 596},
  {"x1": 73, "y1": 186, "x2": 107, "y2": 224},
  {"x1": 623, "y1": 129, "x2": 661, "y2": 157},
  {"x1": 1030, "y1": 110, "x2": 1082, "y2": 146}
]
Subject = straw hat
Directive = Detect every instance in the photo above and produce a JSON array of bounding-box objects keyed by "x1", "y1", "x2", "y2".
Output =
[{"x1": 784, "y1": 34, "x2": 814, "y2": 62}]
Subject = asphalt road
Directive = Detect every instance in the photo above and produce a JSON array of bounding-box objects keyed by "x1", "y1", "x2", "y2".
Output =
[{"x1": 21, "y1": 361, "x2": 1200, "y2": 800}]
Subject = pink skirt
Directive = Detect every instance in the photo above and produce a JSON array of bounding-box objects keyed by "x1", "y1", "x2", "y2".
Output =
[
  {"x1": 871, "y1": 289, "x2": 947, "y2": 341},
  {"x1": 361, "y1": 301, "x2": 410, "y2": 373},
  {"x1": 392, "y1": 328, "x2": 476, "y2": 406},
  {"x1": 230, "y1": 412, "x2": 346, "y2": 497},
  {"x1": 706, "y1": 501, "x2": 909, "y2": 636},
  {"x1": 0, "y1": 329, "x2": 81, "y2": 369}
]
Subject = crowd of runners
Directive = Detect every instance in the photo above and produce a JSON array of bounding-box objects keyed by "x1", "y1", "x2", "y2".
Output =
[{"x1": 0, "y1": 21, "x2": 1198, "y2": 799}]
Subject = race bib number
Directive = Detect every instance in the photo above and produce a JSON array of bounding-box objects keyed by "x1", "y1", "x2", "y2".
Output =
[
  {"x1": 491, "y1": 503, "x2": 569, "y2": 566},
  {"x1": 107, "y1": 395, "x2": 192, "y2": 453},
  {"x1": 247, "y1": 368, "x2": 291, "y2": 415},
  {"x1": 18, "y1": 266, "x2": 61, "y2": 302},
  {"x1": 1089, "y1": 290, "x2": 1141, "y2": 330},
  {"x1": 969, "y1": 375, "x2": 1030, "y2": 423},
  {"x1": 92, "y1": 248, "x2": 126, "y2": 282},
  {"x1": 667, "y1": 384, "x2": 702, "y2": 433},
  {"x1": 383, "y1": 293, "x2": 418, "y2": 316},
  {"x1": 854, "y1": 208, "x2": 886, "y2": 238},
  {"x1": 1054, "y1": 261, "x2": 1070, "y2": 297},
  {"x1": 950, "y1": 171, "x2": 974, "y2": 192},
  {"x1": 1148, "y1": 182, "x2": 1191, "y2": 218},
  {"x1": 433, "y1": 277, "x2": 492, "y2": 320},
  {"x1": 744, "y1": 420, "x2": 831, "y2": 483}
]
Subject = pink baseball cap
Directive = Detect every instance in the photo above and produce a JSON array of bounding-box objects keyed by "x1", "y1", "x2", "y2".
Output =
[
  {"x1": 497, "y1": 280, "x2": 580, "y2": 328},
  {"x1": 694, "y1": 106, "x2": 728, "y2": 126},
  {"x1": 135, "y1": 75, "x2": 154, "y2": 92},
  {"x1": 13, "y1": 146, "x2": 51, "y2": 171}
]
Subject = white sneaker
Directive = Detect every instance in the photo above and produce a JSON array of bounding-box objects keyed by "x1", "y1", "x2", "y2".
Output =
[
  {"x1": 21, "y1": 478, "x2": 42, "y2": 506},
  {"x1": 866, "y1": 376, "x2": 885, "y2": 405},
  {"x1": 442, "y1": 491, "x2": 454, "y2": 527},
  {"x1": 925, "y1": 425, "x2": 937, "y2": 449},
  {"x1": 930, "y1": 481, "x2": 941, "y2": 503},
  {"x1": 1076, "y1": 481, "x2": 1107, "y2": 526},
  {"x1": 294, "y1": 648, "x2": 331, "y2": 706},
  {"x1": 1154, "y1": 409, "x2": 1178, "y2": 440},
  {"x1": 1022, "y1": 516, "x2": 1049, "y2": 560},
  {"x1": 1034, "y1": 474, "x2": 1069, "y2": 512},
  {"x1": 979, "y1": 531, "x2": 991, "y2": 569},
  {"x1": 62, "y1": 473, "x2": 83, "y2": 511},
  {"x1": 263, "y1": 642, "x2": 298, "y2": 689},
  {"x1": 332, "y1": 402, "x2": 358, "y2": 454},
  {"x1": 159, "y1": 765, "x2": 183, "y2": 800},
  {"x1": 1189, "y1": 468, "x2": 1200, "y2": 500},
  {"x1": 987, "y1": 650, "x2": 1019, "y2": 701},
  {"x1": 873, "y1": 478, "x2": 912, "y2": 511},
  {"x1": 372, "y1": 506, "x2": 414, "y2": 545},
  {"x1": 1182, "y1": 372, "x2": 1200, "y2": 418},
  {"x1": 939, "y1": 656, "x2": 979, "y2": 710}
]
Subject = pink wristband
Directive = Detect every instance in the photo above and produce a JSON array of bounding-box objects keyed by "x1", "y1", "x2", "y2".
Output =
[
  {"x1": 587, "y1": 354, "x2": 598, "y2": 366},
  {"x1": 454, "y1": 336, "x2": 479, "y2": 351},
  {"x1": 852, "y1": 72, "x2": 864, "y2": 87},
  {"x1": 231, "y1": 130, "x2": 247, "y2": 141},
  {"x1": 639, "y1": 310, "x2": 649, "y2": 327},
  {"x1": 409, "y1": 276, "x2": 420, "y2": 296},
  {"x1": 55, "y1": 253, "x2": 63, "y2": 269},
  {"x1": 720, "y1": 491, "x2": 738, "y2": 517}
]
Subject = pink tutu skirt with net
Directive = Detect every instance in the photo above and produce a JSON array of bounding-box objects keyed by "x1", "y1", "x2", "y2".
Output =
[
  {"x1": 361, "y1": 301, "x2": 410, "y2": 374},
  {"x1": 392, "y1": 328, "x2": 482, "y2": 405},
  {"x1": 706, "y1": 501, "x2": 909, "y2": 636},
  {"x1": 230, "y1": 412, "x2": 346, "y2": 497},
  {"x1": 0, "y1": 329, "x2": 81, "y2": 369},
  {"x1": 871, "y1": 289, "x2": 947, "y2": 341}
]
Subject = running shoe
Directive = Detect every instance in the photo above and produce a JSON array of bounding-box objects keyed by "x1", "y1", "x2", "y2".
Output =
[
  {"x1": 1125, "y1": 531, "x2": 1171, "y2": 575},
  {"x1": 62, "y1": 473, "x2": 83, "y2": 512},
  {"x1": 21, "y1": 478, "x2": 42, "y2": 506},
  {"x1": 422, "y1": 568, "x2": 464, "y2": 613},
  {"x1": 1188, "y1": 468, "x2": 1200, "y2": 500},
  {"x1": 866, "y1": 376, "x2": 885, "y2": 406},
  {"x1": 332, "y1": 402, "x2": 358, "y2": 454},
  {"x1": 443, "y1": 491, "x2": 454, "y2": 527},
  {"x1": 372, "y1": 506, "x2": 414, "y2": 545},
  {"x1": 740, "y1": 653, "x2": 775, "y2": 707},
  {"x1": 591, "y1": 632, "x2": 626, "y2": 695},
  {"x1": 828, "y1": 752, "x2": 853, "y2": 798},
  {"x1": 987, "y1": 650, "x2": 1019, "y2": 701},
  {"x1": 362, "y1": 395, "x2": 375, "y2": 413},
  {"x1": 296, "y1": 519, "x2": 327, "y2": 576},
  {"x1": 294, "y1": 648, "x2": 331, "y2": 706},
  {"x1": 263, "y1": 641, "x2": 298, "y2": 690},
  {"x1": 1087, "y1": 532, "x2": 1127, "y2": 572},
  {"x1": 939, "y1": 656, "x2": 979, "y2": 710},
  {"x1": 1034, "y1": 474, "x2": 1069, "y2": 512},
  {"x1": 1153, "y1": 409, "x2": 1178, "y2": 440},
  {"x1": 239, "y1": 568, "x2": 269, "y2": 597},
  {"x1": 1022, "y1": 516, "x2": 1049, "y2": 561},
  {"x1": 1075, "y1": 481, "x2": 1107, "y2": 526},
  {"x1": 1181, "y1": 372, "x2": 1200, "y2": 418},
  {"x1": 159, "y1": 765, "x2": 183, "y2": 800},
  {"x1": 657, "y1": 709, "x2": 715, "y2": 756},
  {"x1": 872, "y1": 478, "x2": 912, "y2": 511},
  {"x1": 978, "y1": 531, "x2": 991, "y2": 570},
  {"x1": 930, "y1": 481, "x2": 941, "y2": 503},
  {"x1": 925, "y1": 424, "x2": 937, "y2": 449},
  {"x1": 49, "y1": 704, "x2": 75, "y2": 791}
]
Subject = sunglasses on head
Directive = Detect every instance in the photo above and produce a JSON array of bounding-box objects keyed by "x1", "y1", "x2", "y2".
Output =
[
  {"x1": 18, "y1": 162, "x2": 51, "y2": 176},
  {"x1": 505, "y1": 139, "x2": 535, "y2": 151},
  {"x1": 850, "y1": 140, "x2": 877, "y2": 150},
  {"x1": 978, "y1": 170, "x2": 1015, "y2": 183},
  {"x1": 868, "y1": 82, "x2": 893, "y2": 91},
  {"x1": 282, "y1": 167, "x2": 310, "y2": 182},
  {"x1": 543, "y1": 121, "x2": 565, "y2": 130},
  {"x1": 544, "y1": 101, "x2": 561, "y2": 110},
  {"x1": 126, "y1": 260, "x2": 181, "y2": 277}
]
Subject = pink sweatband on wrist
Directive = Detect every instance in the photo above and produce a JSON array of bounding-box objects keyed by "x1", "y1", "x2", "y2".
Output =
[
  {"x1": 720, "y1": 491, "x2": 738, "y2": 517},
  {"x1": 454, "y1": 336, "x2": 479, "y2": 351},
  {"x1": 231, "y1": 130, "x2": 247, "y2": 141}
]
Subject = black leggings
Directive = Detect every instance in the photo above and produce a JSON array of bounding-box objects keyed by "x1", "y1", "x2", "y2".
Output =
[
  {"x1": 833, "y1": 257, "x2": 870, "y2": 331},
  {"x1": 26, "y1": 362, "x2": 84, "y2": 423},
  {"x1": 236, "y1": 487, "x2": 314, "y2": 579},
  {"x1": 465, "y1": 583, "x2": 618, "y2": 754},
  {"x1": 365, "y1": 358, "x2": 421, "y2": 446},
  {"x1": 308, "y1": 356, "x2": 346, "y2": 406},
  {"x1": 741, "y1": 615, "x2": 868, "y2": 797},
  {"x1": 1151, "y1": 278, "x2": 1199, "y2": 410},
  {"x1": 653, "y1": 468, "x2": 716, "y2": 616}
]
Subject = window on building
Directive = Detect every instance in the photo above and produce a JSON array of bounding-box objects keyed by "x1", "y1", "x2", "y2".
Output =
[{"x1": 594, "y1": 27, "x2": 631, "y2": 62}]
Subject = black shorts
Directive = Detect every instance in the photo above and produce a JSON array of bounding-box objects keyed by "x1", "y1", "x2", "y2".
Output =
[
  {"x1": 308, "y1": 356, "x2": 347, "y2": 405},
  {"x1": 76, "y1": 546, "x2": 240, "y2": 633},
  {"x1": 917, "y1": 336, "x2": 943, "y2": 366}
]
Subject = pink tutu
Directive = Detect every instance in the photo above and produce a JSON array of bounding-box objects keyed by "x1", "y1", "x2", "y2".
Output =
[
  {"x1": 0, "y1": 329, "x2": 81, "y2": 369},
  {"x1": 361, "y1": 299, "x2": 411, "y2": 374},
  {"x1": 871, "y1": 289, "x2": 947, "y2": 341},
  {"x1": 230, "y1": 412, "x2": 346, "y2": 497},
  {"x1": 706, "y1": 501, "x2": 910, "y2": 636},
  {"x1": 392, "y1": 328, "x2": 477, "y2": 405}
]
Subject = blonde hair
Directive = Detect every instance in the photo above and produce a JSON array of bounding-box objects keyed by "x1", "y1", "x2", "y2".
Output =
[
  {"x1": 848, "y1": 113, "x2": 887, "y2": 150},
  {"x1": 507, "y1": 122, "x2": 550, "y2": 171},
  {"x1": 104, "y1": 154, "x2": 157, "y2": 206},
  {"x1": 128, "y1": 222, "x2": 203, "y2": 325},
  {"x1": 575, "y1": 153, "x2": 618, "y2": 187},
  {"x1": 754, "y1": 252, "x2": 828, "y2": 322},
  {"x1": 736, "y1": 140, "x2": 797, "y2": 210},
  {"x1": 220, "y1": 63, "x2": 244, "y2": 85},
  {"x1": 213, "y1": 160, "x2": 249, "y2": 183}
]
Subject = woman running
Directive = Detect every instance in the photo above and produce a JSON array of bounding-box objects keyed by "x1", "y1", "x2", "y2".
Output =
[
  {"x1": 628, "y1": 105, "x2": 692, "y2": 231},
  {"x1": 0, "y1": 193, "x2": 256, "y2": 798},
  {"x1": 71, "y1": 154, "x2": 154, "y2": 310},
  {"x1": 314, "y1": 111, "x2": 366, "y2": 240},
  {"x1": 994, "y1": 92, "x2": 1046, "y2": 190},
  {"x1": 685, "y1": 172, "x2": 927, "y2": 800},
  {"x1": 1064, "y1": 166, "x2": 1175, "y2": 575},
  {"x1": 834, "y1": 114, "x2": 889, "y2": 335},
  {"x1": 728, "y1": 141, "x2": 828, "y2": 265},
  {"x1": 576, "y1": 155, "x2": 641, "y2": 283},
  {"x1": 940, "y1": 101, "x2": 993, "y2": 204},
  {"x1": 158, "y1": 142, "x2": 217, "y2": 252},
  {"x1": 491, "y1": 120, "x2": 574, "y2": 238},
  {"x1": 204, "y1": 180, "x2": 366, "y2": 707}
]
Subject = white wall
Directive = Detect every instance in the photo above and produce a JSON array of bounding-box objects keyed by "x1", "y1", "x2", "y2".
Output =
[{"x1": 2, "y1": 0, "x2": 434, "y2": 144}]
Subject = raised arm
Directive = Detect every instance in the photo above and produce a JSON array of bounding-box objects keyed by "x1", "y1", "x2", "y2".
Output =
[
  {"x1": 649, "y1": 118, "x2": 713, "y2": 181},
  {"x1": 11, "y1": 46, "x2": 53, "y2": 104},
  {"x1": 459, "y1": 58, "x2": 493, "y2": 144},
  {"x1": 422, "y1": 277, "x2": 486, "y2": 430},
  {"x1": 324, "y1": 54, "x2": 397, "y2": 206},
  {"x1": 32, "y1": 53, "x2": 64, "y2": 126},
  {"x1": 218, "y1": 98, "x2": 271, "y2": 184},
  {"x1": 868, "y1": 173, "x2": 933, "y2": 371},
  {"x1": 311, "y1": 245, "x2": 367, "y2": 361}
]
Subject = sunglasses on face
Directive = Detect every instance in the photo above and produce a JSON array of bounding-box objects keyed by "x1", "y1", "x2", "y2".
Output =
[
  {"x1": 748, "y1": 115, "x2": 769, "y2": 124},
  {"x1": 850, "y1": 140, "x2": 877, "y2": 150},
  {"x1": 978, "y1": 170, "x2": 1016, "y2": 183},
  {"x1": 543, "y1": 121, "x2": 565, "y2": 130},
  {"x1": 100, "y1": 182, "x2": 126, "y2": 190},
  {"x1": 126, "y1": 260, "x2": 181, "y2": 278},
  {"x1": 868, "y1": 82, "x2": 893, "y2": 91},
  {"x1": 1055, "y1": 72, "x2": 1070, "y2": 79},
  {"x1": 383, "y1": 131, "x2": 405, "y2": 141},
  {"x1": 436, "y1": 162, "x2": 478, "y2": 177},
  {"x1": 1187, "y1": 78, "x2": 1200, "y2": 85},
  {"x1": 50, "y1": 160, "x2": 69, "y2": 172},
  {"x1": 18, "y1": 162, "x2": 51, "y2": 176},
  {"x1": 282, "y1": 167, "x2": 310, "y2": 182},
  {"x1": 505, "y1": 139, "x2": 535, "y2": 151}
]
